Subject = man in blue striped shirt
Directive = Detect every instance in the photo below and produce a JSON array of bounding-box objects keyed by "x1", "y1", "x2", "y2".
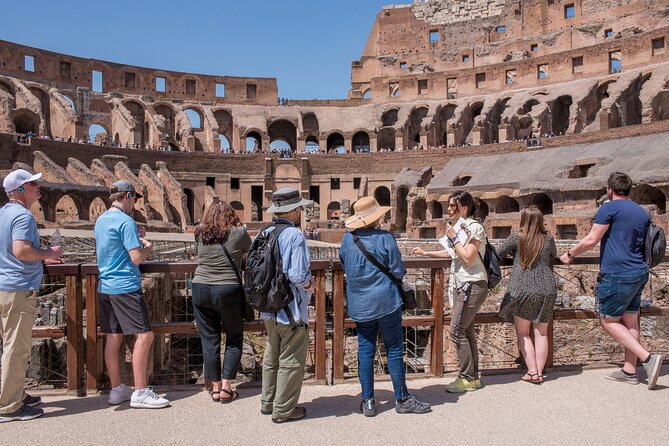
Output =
[{"x1": 260, "y1": 188, "x2": 314, "y2": 423}]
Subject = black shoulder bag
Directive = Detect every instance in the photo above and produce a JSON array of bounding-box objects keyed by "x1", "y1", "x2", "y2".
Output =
[
  {"x1": 220, "y1": 242, "x2": 256, "y2": 322},
  {"x1": 351, "y1": 231, "x2": 417, "y2": 310}
]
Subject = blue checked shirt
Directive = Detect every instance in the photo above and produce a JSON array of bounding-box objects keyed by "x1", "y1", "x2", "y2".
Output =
[{"x1": 260, "y1": 220, "x2": 311, "y2": 325}]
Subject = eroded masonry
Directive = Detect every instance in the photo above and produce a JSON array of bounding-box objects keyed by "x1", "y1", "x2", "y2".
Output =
[{"x1": 1, "y1": 0, "x2": 669, "y2": 239}]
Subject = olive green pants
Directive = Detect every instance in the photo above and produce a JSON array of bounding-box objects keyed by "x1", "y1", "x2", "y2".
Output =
[{"x1": 261, "y1": 319, "x2": 309, "y2": 418}]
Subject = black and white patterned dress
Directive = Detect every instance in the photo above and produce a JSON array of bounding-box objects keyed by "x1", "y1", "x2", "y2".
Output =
[{"x1": 497, "y1": 232, "x2": 558, "y2": 323}]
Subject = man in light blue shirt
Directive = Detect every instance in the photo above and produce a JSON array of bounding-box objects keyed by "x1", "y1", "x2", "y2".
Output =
[
  {"x1": 94, "y1": 180, "x2": 169, "y2": 409},
  {"x1": 260, "y1": 188, "x2": 314, "y2": 423},
  {"x1": 0, "y1": 169, "x2": 62, "y2": 423}
]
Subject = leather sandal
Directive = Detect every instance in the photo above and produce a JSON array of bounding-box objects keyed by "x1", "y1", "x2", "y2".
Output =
[
  {"x1": 521, "y1": 373, "x2": 542, "y2": 385},
  {"x1": 220, "y1": 388, "x2": 239, "y2": 404},
  {"x1": 209, "y1": 389, "x2": 221, "y2": 402}
]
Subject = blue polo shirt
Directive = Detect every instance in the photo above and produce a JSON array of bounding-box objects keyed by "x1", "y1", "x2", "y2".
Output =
[
  {"x1": 0, "y1": 202, "x2": 43, "y2": 291},
  {"x1": 94, "y1": 209, "x2": 143, "y2": 294},
  {"x1": 594, "y1": 199, "x2": 649, "y2": 273}
]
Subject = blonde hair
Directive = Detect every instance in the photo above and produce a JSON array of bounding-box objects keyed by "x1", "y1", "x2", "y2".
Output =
[{"x1": 518, "y1": 205, "x2": 547, "y2": 269}]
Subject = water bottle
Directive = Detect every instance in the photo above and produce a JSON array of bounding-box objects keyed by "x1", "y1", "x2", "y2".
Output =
[{"x1": 51, "y1": 229, "x2": 62, "y2": 247}]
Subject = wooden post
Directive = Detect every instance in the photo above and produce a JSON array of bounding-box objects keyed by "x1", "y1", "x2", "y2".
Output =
[
  {"x1": 332, "y1": 267, "x2": 345, "y2": 383},
  {"x1": 314, "y1": 270, "x2": 327, "y2": 384},
  {"x1": 546, "y1": 320, "x2": 554, "y2": 369},
  {"x1": 430, "y1": 267, "x2": 444, "y2": 377},
  {"x1": 65, "y1": 273, "x2": 84, "y2": 395},
  {"x1": 85, "y1": 273, "x2": 100, "y2": 393}
]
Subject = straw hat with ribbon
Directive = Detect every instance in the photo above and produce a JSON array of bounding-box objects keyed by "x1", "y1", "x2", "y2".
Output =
[{"x1": 344, "y1": 196, "x2": 391, "y2": 229}]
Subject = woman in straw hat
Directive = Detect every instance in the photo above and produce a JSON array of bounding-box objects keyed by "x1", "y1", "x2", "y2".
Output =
[{"x1": 339, "y1": 196, "x2": 431, "y2": 417}]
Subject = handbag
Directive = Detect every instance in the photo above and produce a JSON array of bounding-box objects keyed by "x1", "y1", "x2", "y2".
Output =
[
  {"x1": 351, "y1": 231, "x2": 418, "y2": 310},
  {"x1": 220, "y1": 242, "x2": 256, "y2": 322}
]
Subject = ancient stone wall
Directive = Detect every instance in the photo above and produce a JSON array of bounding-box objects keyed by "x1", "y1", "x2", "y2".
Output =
[{"x1": 411, "y1": 0, "x2": 506, "y2": 26}]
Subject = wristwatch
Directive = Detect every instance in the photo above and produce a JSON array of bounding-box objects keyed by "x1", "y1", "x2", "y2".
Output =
[{"x1": 567, "y1": 250, "x2": 574, "y2": 259}]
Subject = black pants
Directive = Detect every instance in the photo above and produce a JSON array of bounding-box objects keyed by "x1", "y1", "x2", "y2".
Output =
[{"x1": 192, "y1": 283, "x2": 244, "y2": 381}]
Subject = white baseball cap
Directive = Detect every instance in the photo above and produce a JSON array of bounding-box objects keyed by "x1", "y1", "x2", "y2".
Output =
[{"x1": 2, "y1": 169, "x2": 43, "y2": 193}]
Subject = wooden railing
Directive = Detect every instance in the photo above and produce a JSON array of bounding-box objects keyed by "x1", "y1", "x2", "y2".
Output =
[{"x1": 37, "y1": 255, "x2": 669, "y2": 395}]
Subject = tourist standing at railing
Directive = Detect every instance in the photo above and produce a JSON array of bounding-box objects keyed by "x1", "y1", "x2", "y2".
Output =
[
  {"x1": 496, "y1": 206, "x2": 557, "y2": 384},
  {"x1": 94, "y1": 180, "x2": 169, "y2": 408},
  {"x1": 0, "y1": 169, "x2": 62, "y2": 423},
  {"x1": 560, "y1": 172, "x2": 664, "y2": 389},
  {"x1": 260, "y1": 188, "x2": 314, "y2": 423},
  {"x1": 340, "y1": 197, "x2": 431, "y2": 417},
  {"x1": 192, "y1": 201, "x2": 251, "y2": 403},
  {"x1": 412, "y1": 191, "x2": 489, "y2": 393}
]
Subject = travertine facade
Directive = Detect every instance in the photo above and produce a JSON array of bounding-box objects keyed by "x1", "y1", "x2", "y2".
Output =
[{"x1": 1, "y1": 0, "x2": 669, "y2": 238}]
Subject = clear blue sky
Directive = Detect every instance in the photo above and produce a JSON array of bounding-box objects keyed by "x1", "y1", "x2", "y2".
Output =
[{"x1": 1, "y1": 0, "x2": 394, "y2": 100}]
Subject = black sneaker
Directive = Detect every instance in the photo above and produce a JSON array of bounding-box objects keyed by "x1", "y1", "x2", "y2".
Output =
[
  {"x1": 0, "y1": 405, "x2": 44, "y2": 423},
  {"x1": 360, "y1": 399, "x2": 376, "y2": 417},
  {"x1": 395, "y1": 395, "x2": 431, "y2": 414},
  {"x1": 23, "y1": 394, "x2": 42, "y2": 407}
]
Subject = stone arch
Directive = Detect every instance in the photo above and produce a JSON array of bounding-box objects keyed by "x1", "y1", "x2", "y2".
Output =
[
  {"x1": 326, "y1": 131, "x2": 345, "y2": 153},
  {"x1": 55, "y1": 194, "x2": 81, "y2": 224},
  {"x1": 89, "y1": 197, "x2": 107, "y2": 222},
  {"x1": 213, "y1": 109, "x2": 234, "y2": 152},
  {"x1": 522, "y1": 99, "x2": 540, "y2": 114},
  {"x1": 352, "y1": 130, "x2": 370, "y2": 153},
  {"x1": 485, "y1": 97, "x2": 510, "y2": 144},
  {"x1": 610, "y1": 73, "x2": 652, "y2": 128},
  {"x1": 430, "y1": 201, "x2": 443, "y2": 219},
  {"x1": 406, "y1": 106, "x2": 429, "y2": 147},
  {"x1": 463, "y1": 101, "x2": 484, "y2": 144},
  {"x1": 244, "y1": 129, "x2": 263, "y2": 153},
  {"x1": 650, "y1": 91, "x2": 669, "y2": 122},
  {"x1": 381, "y1": 108, "x2": 399, "y2": 127},
  {"x1": 305, "y1": 136, "x2": 319, "y2": 153},
  {"x1": 274, "y1": 164, "x2": 301, "y2": 181},
  {"x1": 154, "y1": 103, "x2": 176, "y2": 140},
  {"x1": 184, "y1": 107, "x2": 203, "y2": 129},
  {"x1": 62, "y1": 95, "x2": 76, "y2": 110},
  {"x1": 230, "y1": 200, "x2": 245, "y2": 221},
  {"x1": 124, "y1": 100, "x2": 146, "y2": 145},
  {"x1": 374, "y1": 186, "x2": 391, "y2": 207},
  {"x1": 88, "y1": 123, "x2": 109, "y2": 144},
  {"x1": 496, "y1": 195, "x2": 520, "y2": 213},
  {"x1": 326, "y1": 201, "x2": 341, "y2": 220},
  {"x1": 551, "y1": 95, "x2": 572, "y2": 135},
  {"x1": 268, "y1": 119, "x2": 297, "y2": 151},
  {"x1": 362, "y1": 89, "x2": 371, "y2": 100},
  {"x1": 437, "y1": 103, "x2": 457, "y2": 146},
  {"x1": 475, "y1": 198, "x2": 489, "y2": 221},
  {"x1": 395, "y1": 187, "x2": 409, "y2": 230},
  {"x1": 28, "y1": 87, "x2": 50, "y2": 136},
  {"x1": 377, "y1": 127, "x2": 396, "y2": 151},
  {"x1": 0, "y1": 79, "x2": 16, "y2": 98},
  {"x1": 412, "y1": 198, "x2": 427, "y2": 221},
  {"x1": 630, "y1": 184, "x2": 666, "y2": 213},
  {"x1": 13, "y1": 109, "x2": 40, "y2": 134},
  {"x1": 302, "y1": 113, "x2": 319, "y2": 138},
  {"x1": 529, "y1": 193, "x2": 553, "y2": 215},
  {"x1": 184, "y1": 188, "x2": 195, "y2": 223}
]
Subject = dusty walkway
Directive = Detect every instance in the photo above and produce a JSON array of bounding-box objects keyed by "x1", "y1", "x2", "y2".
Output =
[{"x1": 4, "y1": 366, "x2": 668, "y2": 445}]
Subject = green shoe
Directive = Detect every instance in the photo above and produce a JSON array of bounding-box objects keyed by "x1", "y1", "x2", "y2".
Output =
[{"x1": 446, "y1": 377, "x2": 481, "y2": 393}]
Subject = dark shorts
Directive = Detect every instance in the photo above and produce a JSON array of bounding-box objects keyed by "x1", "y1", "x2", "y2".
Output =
[
  {"x1": 596, "y1": 268, "x2": 648, "y2": 319},
  {"x1": 97, "y1": 289, "x2": 152, "y2": 334}
]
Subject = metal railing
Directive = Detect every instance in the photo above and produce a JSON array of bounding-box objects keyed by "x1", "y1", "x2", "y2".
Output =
[{"x1": 34, "y1": 255, "x2": 669, "y2": 394}]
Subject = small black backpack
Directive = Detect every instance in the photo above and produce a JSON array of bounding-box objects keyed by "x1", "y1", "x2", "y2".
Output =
[
  {"x1": 644, "y1": 221, "x2": 666, "y2": 269},
  {"x1": 243, "y1": 223, "x2": 295, "y2": 317},
  {"x1": 478, "y1": 238, "x2": 502, "y2": 289}
]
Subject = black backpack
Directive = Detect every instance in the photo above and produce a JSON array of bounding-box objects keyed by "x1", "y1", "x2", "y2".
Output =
[
  {"x1": 243, "y1": 223, "x2": 295, "y2": 317},
  {"x1": 644, "y1": 221, "x2": 666, "y2": 269},
  {"x1": 478, "y1": 238, "x2": 502, "y2": 289}
]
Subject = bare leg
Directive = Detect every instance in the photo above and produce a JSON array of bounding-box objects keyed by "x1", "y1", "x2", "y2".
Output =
[
  {"x1": 132, "y1": 332, "x2": 155, "y2": 389},
  {"x1": 600, "y1": 316, "x2": 648, "y2": 374},
  {"x1": 104, "y1": 334, "x2": 124, "y2": 388},
  {"x1": 514, "y1": 316, "x2": 538, "y2": 379},
  {"x1": 533, "y1": 323, "x2": 549, "y2": 377}
]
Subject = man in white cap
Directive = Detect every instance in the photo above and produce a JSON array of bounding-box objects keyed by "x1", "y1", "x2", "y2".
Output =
[
  {"x1": 0, "y1": 169, "x2": 62, "y2": 423},
  {"x1": 94, "y1": 180, "x2": 169, "y2": 409},
  {"x1": 260, "y1": 187, "x2": 314, "y2": 423}
]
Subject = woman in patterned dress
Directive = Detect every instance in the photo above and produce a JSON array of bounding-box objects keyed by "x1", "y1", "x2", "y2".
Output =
[{"x1": 497, "y1": 205, "x2": 557, "y2": 384}]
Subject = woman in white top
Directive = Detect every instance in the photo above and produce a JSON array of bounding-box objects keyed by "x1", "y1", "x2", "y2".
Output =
[{"x1": 412, "y1": 191, "x2": 488, "y2": 393}]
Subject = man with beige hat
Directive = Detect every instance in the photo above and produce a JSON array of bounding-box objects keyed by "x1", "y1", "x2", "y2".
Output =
[
  {"x1": 339, "y1": 196, "x2": 431, "y2": 417},
  {"x1": 259, "y1": 187, "x2": 315, "y2": 423}
]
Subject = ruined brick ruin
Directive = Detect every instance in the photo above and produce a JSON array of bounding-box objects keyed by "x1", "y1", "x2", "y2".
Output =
[{"x1": 1, "y1": 0, "x2": 669, "y2": 237}]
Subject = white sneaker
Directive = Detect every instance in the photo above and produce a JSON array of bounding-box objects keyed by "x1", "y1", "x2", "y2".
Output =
[
  {"x1": 130, "y1": 388, "x2": 169, "y2": 409},
  {"x1": 108, "y1": 383, "x2": 134, "y2": 405}
]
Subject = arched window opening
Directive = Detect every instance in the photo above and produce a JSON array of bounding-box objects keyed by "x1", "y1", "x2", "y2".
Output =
[
  {"x1": 430, "y1": 201, "x2": 443, "y2": 219},
  {"x1": 412, "y1": 198, "x2": 427, "y2": 221},
  {"x1": 305, "y1": 137, "x2": 319, "y2": 153},
  {"x1": 475, "y1": 199, "x2": 489, "y2": 222},
  {"x1": 496, "y1": 195, "x2": 520, "y2": 213},
  {"x1": 219, "y1": 134, "x2": 231, "y2": 153},
  {"x1": 88, "y1": 124, "x2": 108, "y2": 144},
  {"x1": 374, "y1": 186, "x2": 391, "y2": 207},
  {"x1": 630, "y1": 184, "x2": 666, "y2": 213},
  {"x1": 246, "y1": 131, "x2": 262, "y2": 153},
  {"x1": 529, "y1": 193, "x2": 553, "y2": 215},
  {"x1": 327, "y1": 201, "x2": 341, "y2": 220},
  {"x1": 396, "y1": 187, "x2": 409, "y2": 231},
  {"x1": 63, "y1": 95, "x2": 75, "y2": 110},
  {"x1": 327, "y1": 133, "x2": 345, "y2": 154},
  {"x1": 352, "y1": 131, "x2": 370, "y2": 153},
  {"x1": 381, "y1": 109, "x2": 399, "y2": 127},
  {"x1": 185, "y1": 108, "x2": 202, "y2": 129}
]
